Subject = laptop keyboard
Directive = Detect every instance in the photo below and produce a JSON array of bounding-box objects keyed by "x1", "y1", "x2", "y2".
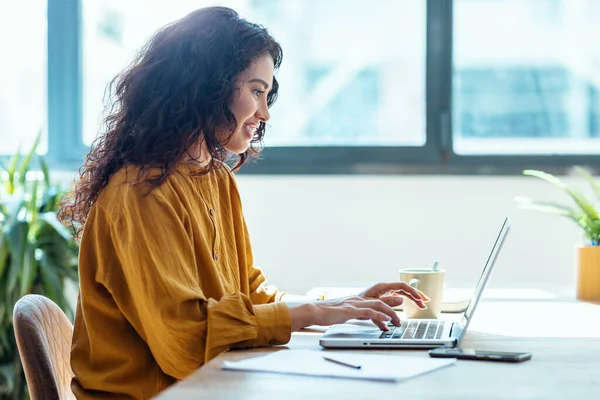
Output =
[{"x1": 379, "y1": 320, "x2": 446, "y2": 340}]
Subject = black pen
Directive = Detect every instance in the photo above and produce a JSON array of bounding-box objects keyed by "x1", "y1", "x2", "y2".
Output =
[{"x1": 322, "y1": 356, "x2": 362, "y2": 369}]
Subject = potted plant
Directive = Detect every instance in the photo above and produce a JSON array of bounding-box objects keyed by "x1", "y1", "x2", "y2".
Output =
[
  {"x1": 516, "y1": 167, "x2": 600, "y2": 302},
  {"x1": 0, "y1": 135, "x2": 79, "y2": 399}
]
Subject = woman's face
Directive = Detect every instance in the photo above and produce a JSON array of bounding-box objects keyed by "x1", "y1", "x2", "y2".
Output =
[{"x1": 223, "y1": 54, "x2": 275, "y2": 154}]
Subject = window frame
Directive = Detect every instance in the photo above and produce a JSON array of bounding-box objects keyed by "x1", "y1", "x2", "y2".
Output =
[
  {"x1": 39, "y1": 0, "x2": 600, "y2": 175},
  {"x1": 47, "y1": 0, "x2": 86, "y2": 168}
]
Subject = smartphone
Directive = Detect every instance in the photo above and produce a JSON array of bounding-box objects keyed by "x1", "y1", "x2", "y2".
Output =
[{"x1": 428, "y1": 347, "x2": 532, "y2": 363}]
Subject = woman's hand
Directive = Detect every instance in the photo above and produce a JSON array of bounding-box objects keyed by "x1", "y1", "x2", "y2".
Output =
[
  {"x1": 287, "y1": 281, "x2": 430, "y2": 332},
  {"x1": 358, "y1": 281, "x2": 430, "y2": 311}
]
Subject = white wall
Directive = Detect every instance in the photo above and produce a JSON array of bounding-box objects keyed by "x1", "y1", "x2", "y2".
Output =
[{"x1": 236, "y1": 175, "x2": 585, "y2": 295}]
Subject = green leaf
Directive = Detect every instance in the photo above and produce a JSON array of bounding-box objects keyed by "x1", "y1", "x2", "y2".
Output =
[
  {"x1": 0, "y1": 234, "x2": 8, "y2": 280},
  {"x1": 38, "y1": 154, "x2": 51, "y2": 189},
  {"x1": 37, "y1": 212, "x2": 74, "y2": 243},
  {"x1": 0, "y1": 310, "x2": 5, "y2": 335},
  {"x1": 574, "y1": 166, "x2": 600, "y2": 204},
  {"x1": 0, "y1": 327, "x2": 14, "y2": 364},
  {"x1": 515, "y1": 197, "x2": 580, "y2": 217},
  {"x1": 516, "y1": 197, "x2": 585, "y2": 224},
  {"x1": 3, "y1": 147, "x2": 20, "y2": 195},
  {"x1": 19, "y1": 244, "x2": 36, "y2": 297},
  {"x1": 5, "y1": 220, "x2": 29, "y2": 293},
  {"x1": 0, "y1": 133, "x2": 80, "y2": 399},
  {"x1": 39, "y1": 186, "x2": 62, "y2": 213},
  {"x1": 522, "y1": 169, "x2": 567, "y2": 189},
  {"x1": 28, "y1": 178, "x2": 39, "y2": 223},
  {"x1": 515, "y1": 196, "x2": 596, "y2": 240},
  {"x1": 0, "y1": 202, "x2": 8, "y2": 219},
  {"x1": 32, "y1": 217, "x2": 78, "y2": 282},
  {"x1": 1, "y1": 196, "x2": 24, "y2": 229},
  {"x1": 0, "y1": 330, "x2": 7, "y2": 356},
  {"x1": 0, "y1": 276, "x2": 6, "y2": 328},
  {"x1": 17, "y1": 131, "x2": 42, "y2": 188},
  {"x1": 37, "y1": 238, "x2": 78, "y2": 282},
  {"x1": 39, "y1": 255, "x2": 62, "y2": 302},
  {"x1": 0, "y1": 361, "x2": 15, "y2": 391},
  {"x1": 522, "y1": 169, "x2": 600, "y2": 222}
]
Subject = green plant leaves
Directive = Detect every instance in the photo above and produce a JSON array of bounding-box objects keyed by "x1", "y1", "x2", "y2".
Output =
[
  {"x1": 523, "y1": 169, "x2": 599, "y2": 221},
  {"x1": 5, "y1": 221, "x2": 29, "y2": 294},
  {"x1": 515, "y1": 197, "x2": 581, "y2": 218},
  {"x1": 519, "y1": 168, "x2": 600, "y2": 245},
  {"x1": 39, "y1": 186, "x2": 62, "y2": 213},
  {"x1": 19, "y1": 244, "x2": 36, "y2": 300},
  {"x1": 575, "y1": 166, "x2": 600, "y2": 204},
  {"x1": 3, "y1": 146, "x2": 20, "y2": 195},
  {"x1": 17, "y1": 132, "x2": 41, "y2": 189},
  {"x1": 0, "y1": 134, "x2": 80, "y2": 397},
  {"x1": 35, "y1": 218, "x2": 79, "y2": 282},
  {"x1": 0, "y1": 235, "x2": 8, "y2": 284},
  {"x1": 37, "y1": 212, "x2": 74, "y2": 244},
  {"x1": 28, "y1": 178, "x2": 39, "y2": 224},
  {"x1": 0, "y1": 357, "x2": 15, "y2": 389},
  {"x1": 39, "y1": 156, "x2": 51, "y2": 192}
]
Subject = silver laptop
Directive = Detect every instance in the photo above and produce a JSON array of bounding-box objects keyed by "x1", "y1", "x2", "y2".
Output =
[{"x1": 319, "y1": 216, "x2": 511, "y2": 349}]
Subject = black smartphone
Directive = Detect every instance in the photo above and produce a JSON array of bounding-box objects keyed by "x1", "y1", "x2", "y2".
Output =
[{"x1": 428, "y1": 347, "x2": 532, "y2": 363}]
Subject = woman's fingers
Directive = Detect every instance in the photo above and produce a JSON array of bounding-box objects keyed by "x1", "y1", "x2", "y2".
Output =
[
  {"x1": 372, "y1": 319, "x2": 390, "y2": 331},
  {"x1": 381, "y1": 282, "x2": 430, "y2": 301},
  {"x1": 353, "y1": 308, "x2": 392, "y2": 331},
  {"x1": 378, "y1": 284, "x2": 430, "y2": 310},
  {"x1": 390, "y1": 290, "x2": 428, "y2": 309},
  {"x1": 380, "y1": 295, "x2": 404, "y2": 308},
  {"x1": 352, "y1": 299, "x2": 400, "y2": 326},
  {"x1": 364, "y1": 282, "x2": 430, "y2": 309},
  {"x1": 315, "y1": 296, "x2": 406, "y2": 330}
]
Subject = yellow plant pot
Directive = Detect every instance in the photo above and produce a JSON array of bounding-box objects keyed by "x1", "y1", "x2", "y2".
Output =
[{"x1": 576, "y1": 246, "x2": 600, "y2": 302}]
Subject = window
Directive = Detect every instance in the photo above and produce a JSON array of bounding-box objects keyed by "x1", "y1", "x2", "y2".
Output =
[
  {"x1": 82, "y1": 0, "x2": 208, "y2": 146},
  {"x1": 82, "y1": 0, "x2": 427, "y2": 150},
  {"x1": 0, "y1": 1, "x2": 47, "y2": 155},
  {"x1": 253, "y1": 0, "x2": 427, "y2": 148},
  {"x1": 3, "y1": 0, "x2": 599, "y2": 174},
  {"x1": 453, "y1": 0, "x2": 600, "y2": 156}
]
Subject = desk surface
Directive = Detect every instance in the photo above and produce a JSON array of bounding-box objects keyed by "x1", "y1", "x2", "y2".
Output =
[{"x1": 156, "y1": 298, "x2": 600, "y2": 400}]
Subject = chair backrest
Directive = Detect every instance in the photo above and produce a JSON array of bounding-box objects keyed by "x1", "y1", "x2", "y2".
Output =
[{"x1": 13, "y1": 294, "x2": 75, "y2": 400}]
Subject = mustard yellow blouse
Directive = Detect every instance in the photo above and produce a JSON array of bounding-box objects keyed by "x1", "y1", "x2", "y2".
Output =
[{"x1": 71, "y1": 163, "x2": 291, "y2": 399}]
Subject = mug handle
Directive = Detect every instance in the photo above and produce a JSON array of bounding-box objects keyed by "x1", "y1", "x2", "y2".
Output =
[{"x1": 409, "y1": 278, "x2": 419, "y2": 290}]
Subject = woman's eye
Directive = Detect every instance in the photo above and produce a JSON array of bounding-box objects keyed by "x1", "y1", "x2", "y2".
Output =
[{"x1": 253, "y1": 89, "x2": 265, "y2": 97}]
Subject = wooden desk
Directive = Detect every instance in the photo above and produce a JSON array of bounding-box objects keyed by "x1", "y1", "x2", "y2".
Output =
[{"x1": 156, "y1": 299, "x2": 600, "y2": 400}]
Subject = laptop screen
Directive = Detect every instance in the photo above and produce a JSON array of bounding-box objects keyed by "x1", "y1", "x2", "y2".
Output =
[{"x1": 458, "y1": 217, "x2": 511, "y2": 336}]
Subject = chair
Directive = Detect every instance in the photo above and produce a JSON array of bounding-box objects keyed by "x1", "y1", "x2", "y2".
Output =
[{"x1": 13, "y1": 294, "x2": 75, "y2": 400}]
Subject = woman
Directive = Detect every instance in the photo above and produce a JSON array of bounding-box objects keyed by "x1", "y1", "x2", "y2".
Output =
[{"x1": 59, "y1": 6, "x2": 428, "y2": 399}]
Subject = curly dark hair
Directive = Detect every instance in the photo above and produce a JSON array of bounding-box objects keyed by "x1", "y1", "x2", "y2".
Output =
[{"x1": 58, "y1": 6, "x2": 282, "y2": 240}]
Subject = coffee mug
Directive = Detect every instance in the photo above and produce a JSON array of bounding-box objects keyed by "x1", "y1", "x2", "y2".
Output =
[{"x1": 399, "y1": 268, "x2": 445, "y2": 319}]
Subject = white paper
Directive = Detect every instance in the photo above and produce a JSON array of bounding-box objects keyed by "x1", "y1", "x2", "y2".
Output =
[{"x1": 221, "y1": 350, "x2": 455, "y2": 382}]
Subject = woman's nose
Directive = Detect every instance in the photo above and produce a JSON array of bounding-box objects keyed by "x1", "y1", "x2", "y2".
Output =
[{"x1": 256, "y1": 100, "x2": 270, "y2": 122}]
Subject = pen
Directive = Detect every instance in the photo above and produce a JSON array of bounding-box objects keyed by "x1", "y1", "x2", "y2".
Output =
[{"x1": 322, "y1": 356, "x2": 362, "y2": 369}]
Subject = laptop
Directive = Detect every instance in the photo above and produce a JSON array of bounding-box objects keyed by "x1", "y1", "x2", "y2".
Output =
[{"x1": 319, "y1": 216, "x2": 511, "y2": 349}]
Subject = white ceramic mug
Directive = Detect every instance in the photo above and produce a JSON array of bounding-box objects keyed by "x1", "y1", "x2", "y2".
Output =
[{"x1": 399, "y1": 268, "x2": 445, "y2": 319}]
